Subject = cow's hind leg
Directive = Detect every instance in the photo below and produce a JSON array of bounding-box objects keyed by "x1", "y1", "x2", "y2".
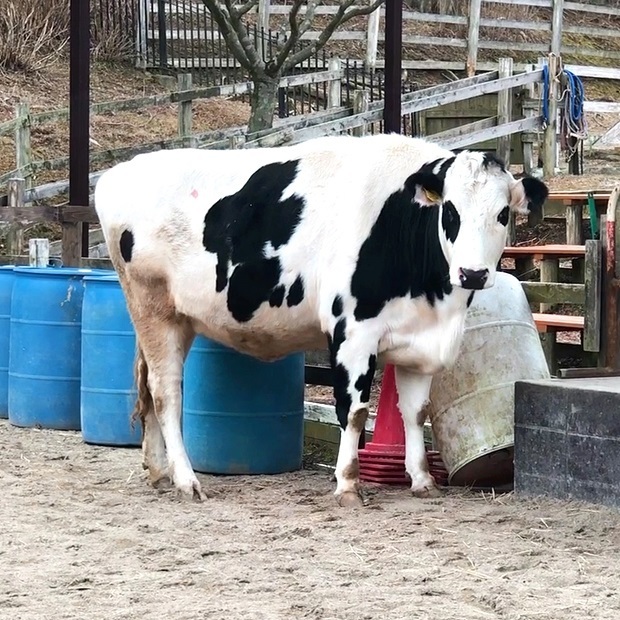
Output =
[
  {"x1": 125, "y1": 278, "x2": 199, "y2": 499},
  {"x1": 394, "y1": 368, "x2": 440, "y2": 498},
  {"x1": 134, "y1": 346, "x2": 169, "y2": 487},
  {"x1": 328, "y1": 319, "x2": 377, "y2": 508}
]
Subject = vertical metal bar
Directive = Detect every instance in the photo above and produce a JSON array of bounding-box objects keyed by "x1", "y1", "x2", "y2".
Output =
[
  {"x1": 157, "y1": 0, "x2": 167, "y2": 67},
  {"x1": 384, "y1": 0, "x2": 402, "y2": 134},
  {"x1": 70, "y1": 0, "x2": 90, "y2": 258}
]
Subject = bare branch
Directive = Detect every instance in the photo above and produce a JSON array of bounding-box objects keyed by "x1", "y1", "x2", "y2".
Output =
[
  {"x1": 236, "y1": 0, "x2": 260, "y2": 18},
  {"x1": 201, "y1": 0, "x2": 253, "y2": 71},
  {"x1": 203, "y1": 0, "x2": 264, "y2": 74},
  {"x1": 282, "y1": 0, "x2": 384, "y2": 71},
  {"x1": 272, "y1": 0, "x2": 305, "y2": 72}
]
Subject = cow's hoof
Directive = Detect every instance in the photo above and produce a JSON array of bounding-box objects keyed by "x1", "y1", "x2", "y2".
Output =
[
  {"x1": 174, "y1": 475, "x2": 205, "y2": 502},
  {"x1": 411, "y1": 484, "x2": 442, "y2": 499},
  {"x1": 336, "y1": 490, "x2": 365, "y2": 508}
]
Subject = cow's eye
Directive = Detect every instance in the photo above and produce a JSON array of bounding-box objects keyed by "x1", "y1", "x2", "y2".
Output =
[{"x1": 497, "y1": 206, "x2": 510, "y2": 226}]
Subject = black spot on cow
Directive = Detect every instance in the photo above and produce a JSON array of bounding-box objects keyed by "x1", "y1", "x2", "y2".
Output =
[
  {"x1": 467, "y1": 291, "x2": 476, "y2": 308},
  {"x1": 482, "y1": 152, "x2": 506, "y2": 172},
  {"x1": 350, "y1": 183, "x2": 452, "y2": 321},
  {"x1": 331, "y1": 295, "x2": 343, "y2": 317},
  {"x1": 269, "y1": 284, "x2": 285, "y2": 308},
  {"x1": 119, "y1": 229, "x2": 134, "y2": 263},
  {"x1": 327, "y1": 318, "x2": 352, "y2": 430},
  {"x1": 404, "y1": 156, "x2": 455, "y2": 201},
  {"x1": 202, "y1": 160, "x2": 305, "y2": 321},
  {"x1": 286, "y1": 275, "x2": 304, "y2": 307},
  {"x1": 497, "y1": 206, "x2": 510, "y2": 227},
  {"x1": 521, "y1": 176, "x2": 549, "y2": 216},
  {"x1": 354, "y1": 354, "x2": 377, "y2": 403},
  {"x1": 441, "y1": 200, "x2": 460, "y2": 243},
  {"x1": 227, "y1": 258, "x2": 281, "y2": 322}
]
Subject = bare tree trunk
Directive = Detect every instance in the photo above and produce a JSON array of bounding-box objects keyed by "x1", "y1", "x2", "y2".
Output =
[{"x1": 248, "y1": 76, "x2": 279, "y2": 132}]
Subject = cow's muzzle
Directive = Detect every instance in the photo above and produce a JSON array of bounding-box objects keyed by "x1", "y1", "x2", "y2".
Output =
[{"x1": 458, "y1": 267, "x2": 489, "y2": 290}]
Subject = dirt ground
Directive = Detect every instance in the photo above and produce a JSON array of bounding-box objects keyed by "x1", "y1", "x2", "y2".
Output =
[{"x1": 2, "y1": 418, "x2": 620, "y2": 620}]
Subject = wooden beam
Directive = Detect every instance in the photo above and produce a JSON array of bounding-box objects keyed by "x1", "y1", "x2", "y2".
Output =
[
  {"x1": 466, "y1": 0, "x2": 482, "y2": 77},
  {"x1": 583, "y1": 239, "x2": 602, "y2": 353}
]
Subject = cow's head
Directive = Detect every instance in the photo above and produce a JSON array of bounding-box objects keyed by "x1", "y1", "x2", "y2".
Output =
[{"x1": 406, "y1": 151, "x2": 548, "y2": 290}]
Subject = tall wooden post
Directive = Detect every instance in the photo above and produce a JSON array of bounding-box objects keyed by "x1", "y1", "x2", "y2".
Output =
[
  {"x1": 69, "y1": 0, "x2": 90, "y2": 264},
  {"x1": 384, "y1": 0, "x2": 402, "y2": 134},
  {"x1": 543, "y1": 52, "x2": 559, "y2": 178},
  {"x1": 365, "y1": 6, "x2": 381, "y2": 71},
  {"x1": 466, "y1": 0, "x2": 482, "y2": 77}
]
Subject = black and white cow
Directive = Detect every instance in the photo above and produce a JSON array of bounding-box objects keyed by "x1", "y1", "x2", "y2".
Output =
[{"x1": 94, "y1": 133, "x2": 548, "y2": 506}]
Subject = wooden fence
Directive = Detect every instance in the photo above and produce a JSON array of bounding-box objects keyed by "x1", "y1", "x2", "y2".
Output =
[
  {"x1": 139, "y1": 0, "x2": 620, "y2": 75},
  {"x1": 0, "y1": 60, "x2": 545, "y2": 261}
]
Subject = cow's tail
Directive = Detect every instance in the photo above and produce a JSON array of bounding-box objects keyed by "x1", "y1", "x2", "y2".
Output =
[{"x1": 132, "y1": 344, "x2": 152, "y2": 435}]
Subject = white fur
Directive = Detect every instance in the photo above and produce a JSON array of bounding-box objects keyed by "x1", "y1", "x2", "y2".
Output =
[{"x1": 94, "y1": 133, "x2": 539, "y2": 500}]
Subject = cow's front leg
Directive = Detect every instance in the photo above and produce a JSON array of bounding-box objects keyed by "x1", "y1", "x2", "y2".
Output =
[
  {"x1": 328, "y1": 319, "x2": 377, "y2": 507},
  {"x1": 394, "y1": 368, "x2": 440, "y2": 498}
]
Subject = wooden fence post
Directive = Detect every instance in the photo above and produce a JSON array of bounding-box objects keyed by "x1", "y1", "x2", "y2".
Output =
[
  {"x1": 177, "y1": 73, "x2": 193, "y2": 146},
  {"x1": 327, "y1": 58, "x2": 342, "y2": 109},
  {"x1": 7, "y1": 178, "x2": 25, "y2": 257},
  {"x1": 466, "y1": 0, "x2": 482, "y2": 77},
  {"x1": 497, "y1": 58, "x2": 516, "y2": 244},
  {"x1": 29, "y1": 238, "x2": 50, "y2": 267},
  {"x1": 365, "y1": 6, "x2": 380, "y2": 71},
  {"x1": 497, "y1": 58, "x2": 513, "y2": 166},
  {"x1": 352, "y1": 90, "x2": 370, "y2": 137},
  {"x1": 258, "y1": 0, "x2": 270, "y2": 56},
  {"x1": 551, "y1": 0, "x2": 564, "y2": 57},
  {"x1": 15, "y1": 103, "x2": 32, "y2": 189},
  {"x1": 543, "y1": 52, "x2": 559, "y2": 177}
]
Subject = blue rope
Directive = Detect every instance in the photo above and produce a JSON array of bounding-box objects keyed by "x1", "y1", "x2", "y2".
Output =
[{"x1": 541, "y1": 61, "x2": 588, "y2": 145}]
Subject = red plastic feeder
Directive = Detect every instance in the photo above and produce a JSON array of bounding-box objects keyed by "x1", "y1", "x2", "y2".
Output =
[{"x1": 358, "y1": 364, "x2": 447, "y2": 487}]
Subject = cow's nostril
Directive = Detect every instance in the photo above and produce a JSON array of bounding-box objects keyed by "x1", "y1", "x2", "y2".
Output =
[{"x1": 458, "y1": 268, "x2": 489, "y2": 290}]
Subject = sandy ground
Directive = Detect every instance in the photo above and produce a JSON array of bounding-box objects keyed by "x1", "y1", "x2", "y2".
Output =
[{"x1": 2, "y1": 418, "x2": 620, "y2": 620}]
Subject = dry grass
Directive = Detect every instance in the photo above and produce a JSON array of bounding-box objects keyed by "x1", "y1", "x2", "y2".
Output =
[{"x1": 0, "y1": 0, "x2": 69, "y2": 73}]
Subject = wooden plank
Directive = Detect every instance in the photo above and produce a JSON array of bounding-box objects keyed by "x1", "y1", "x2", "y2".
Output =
[
  {"x1": 15, "y1": 102, "x2": 31, "y2": 188},
  {"x1": 61, "y1": 222, "x2": 81, "y2": 266},
  {"x1": 566, "y1": 203, "x2": 584, "y2": 244},
  {"x1": 0, "y1": 117, "x2": 19, "y2": 137},
  {"x1": 0, "y1": 205, "x2": 60, "y2": 224},
  {"x1": 543, "y1": 53, "x2": 559, "y2": 177},
  {"x1": 365, "y1": 8, "x2": 380, "y2": 70},
  {"x1": 6, "y1": 179, "x2": 25, "y2": 256},
  {"x1": 584, "y1": 239, "x2": 602, "y2": 353},
  {"x1": 565, "y1": 23, "x2": 620, "y2": 40},
  {"x1": 466, "y1": 0, "x2": 482, "y2": 76},
  {"x1": 540, "y1": 257, "x2": 559, "y2": 313},
  {"x1": 521, "y1": 281, "x2": 585, "y2": 305},
  {"x1": 497, "y1": 58, "x2": 514, "y2": 166},
  {"x1": 400, "y1": 71, "x2": 543, "y2": 115},
  {"x1": 431, "y1": 116, "x2": 541, "y2": 150},
  {"x1": 564, "y1": 65, "x2": 620, "y2": 80},
  {"x1": 584, "y1": 102, "x2": 620, "y2": 114},
  {"x1": 533, "y1": 313, "x2": 585, "y2": 331},
  {"x1": 564, "y1": 1, "x2": 620, "y2": 17},
  {"x1": 485, "y1": 0, "x2": 552, "y2": 6},
  {"x1": 428, "y1": 116, "x2": 497, "y2": 142},
  {"x1": 352, "y1": 90, "x2": 370, "y2": 138},
  {"x1": 551, "y1": 0, "x2": 564, "y2": 55},
  {"x1": 177, "y1": 73, "x2": 193, "y2": 145},
  {"x1": 402, "y1": 71, "x2": 499, "y2": 105},
  {"x1": 502, "y1": 244, "x2": 585, "y2": 259},
  {"x1": 327, "y1": 59, "x2": 341, "y2": 109}
]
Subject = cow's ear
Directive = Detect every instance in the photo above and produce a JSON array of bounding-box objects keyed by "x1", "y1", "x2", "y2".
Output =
[
  {"x1": 405, "y1": 171, "x2": 444, "y2": 207},
  {"x1": 509, "y1": 176, "x2": 549, "y2": 215}
]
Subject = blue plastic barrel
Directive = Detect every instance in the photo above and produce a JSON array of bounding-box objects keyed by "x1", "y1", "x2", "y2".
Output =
[
  {"x1": 8, "y1": 267, "x2": 111, "y2": 430},
  {"x1": 182, "y1": 336, "x2": 305, "y2": 474},
  {"x1": 81, "y1": 274, "x2": 141, "y2": 446},
  {"x1": 0, "y1": 266, "x2": 16, "y2": 418}
]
